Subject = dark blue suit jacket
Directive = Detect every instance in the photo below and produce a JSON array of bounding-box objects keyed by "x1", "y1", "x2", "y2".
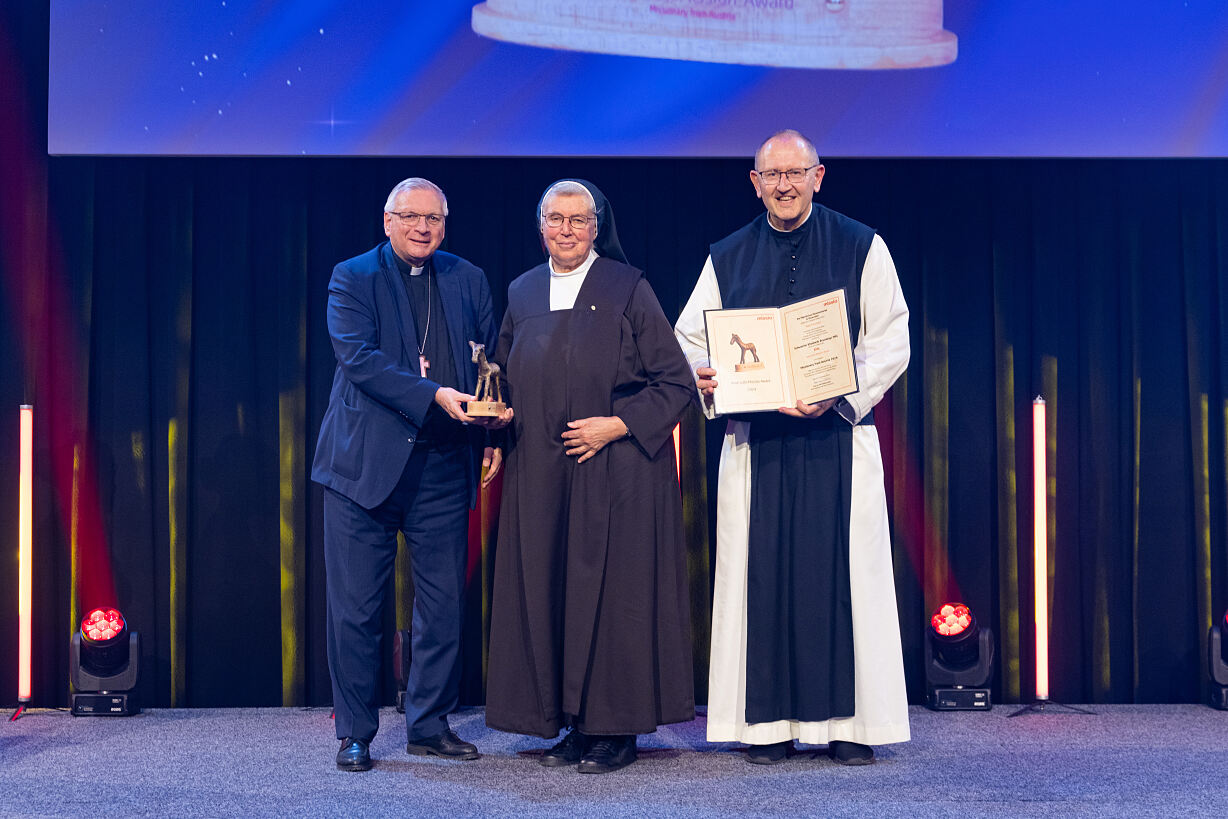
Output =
[{"x1": 311, "y1": 242, "x2": 498, "y2": 510}]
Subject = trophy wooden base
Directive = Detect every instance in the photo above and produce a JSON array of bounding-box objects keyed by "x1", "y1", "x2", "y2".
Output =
[
  {"x1": 734, "y1": 362, "x2": 766, "y2": 372},
  {"x1": 467, "y1": 401, "x2": 507, "y2": 417}
]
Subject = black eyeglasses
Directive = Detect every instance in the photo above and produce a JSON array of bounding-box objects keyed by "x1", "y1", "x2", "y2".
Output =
[
  {"x1": 543, "y1": 213, "x2": 594, "y2": 229},
  {"x1": 754, "y1": 165, "x2": 819, "y2": 186},
  {"x1": 389, "y1": 212, "x2": 444, "y2": 227}
]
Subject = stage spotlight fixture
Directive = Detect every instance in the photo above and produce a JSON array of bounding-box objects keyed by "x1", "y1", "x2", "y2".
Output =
[
  {"x1": 70, "y1": 607, "x2": 140, "y2": 716},
  {"x1": 1209, "y1": 609, "x2": 1228, "y2": 710},
  {"x1": 925, "y1": 602, "x2": 994, "y2": 710},
  {"x1": 393, "y1": 629, "x2": 411, "y2": 714}
]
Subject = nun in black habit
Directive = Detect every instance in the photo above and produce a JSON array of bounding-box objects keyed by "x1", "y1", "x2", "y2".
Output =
[{"x1": 485, "y1": 180, "x2": 696, "y2": 774}]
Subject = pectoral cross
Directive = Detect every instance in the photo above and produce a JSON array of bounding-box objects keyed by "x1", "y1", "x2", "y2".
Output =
[{"x1": 419, "y1": 356, "x2": 430, "y2": 378}]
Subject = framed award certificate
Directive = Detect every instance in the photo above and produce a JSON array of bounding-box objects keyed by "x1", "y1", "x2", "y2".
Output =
[{"x1": 703, "y1": 288, "x2": 859, "y2": 415}]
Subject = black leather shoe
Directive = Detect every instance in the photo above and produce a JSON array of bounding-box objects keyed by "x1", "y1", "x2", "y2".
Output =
[
  {"x1": 746, "y1": 740, "x2": 793, "y2": 765},
  {"x1": 406, "y1": 729, "x2": 480, "y2": 760},
  {"x1": 336, "y1": 738, "x2": 372, "y2": 772},
  {"x1": 828, "y1": 740, "x2": 875, "y2": 766},
  {"x1": 577, "y1": 735, "x2": 636, "y2": 774},
  {"x1": 540, "y1": 729, "x2": 588, "y2": 768}
]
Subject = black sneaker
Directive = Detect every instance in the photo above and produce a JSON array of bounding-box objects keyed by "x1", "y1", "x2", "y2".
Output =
[
  {"x1": 577, "y1": 735, "x2": 637, "y2": 774},
  {"x1": 828, "y1": 740, "x2": 875, "y2": 766},
  {"x1": 746, "y1": 740, "x2": 792, "y2": 765},
  {"x1": 540, "y1": 729, "x2": 588, "y2": 768}
]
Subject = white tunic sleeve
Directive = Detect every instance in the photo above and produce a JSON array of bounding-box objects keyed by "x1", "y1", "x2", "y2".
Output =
[
  {"x1": 673, "y1": 255, "x2": 723, "y2": 420},
  {"x1": 839, "y1": 234, "x2": 910, "y2": 424}
]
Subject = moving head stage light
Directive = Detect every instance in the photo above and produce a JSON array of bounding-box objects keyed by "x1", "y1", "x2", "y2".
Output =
[
  {"x1": 70, "y1": 608, "x2": 140, "y2": 716},
  {"x1": 1210, "y1": 610, "x2": 1228, "y2": 711},
  {"x1": 925, "y1": 602, "x2": 994, "y2": 711}
]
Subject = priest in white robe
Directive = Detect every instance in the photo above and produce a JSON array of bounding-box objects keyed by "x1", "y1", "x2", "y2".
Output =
[{"x1": 674, "y1": 130, "x2": 911, "y2": 766}]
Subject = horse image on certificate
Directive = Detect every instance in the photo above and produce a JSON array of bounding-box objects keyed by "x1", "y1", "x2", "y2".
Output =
[{"x1": 730, "y1": 333, "x2": 766, "y2": 372}]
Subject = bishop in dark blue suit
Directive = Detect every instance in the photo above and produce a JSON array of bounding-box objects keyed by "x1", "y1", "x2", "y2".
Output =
[{"x1": 312, "y1": 178, "x2": 511, "y2": 771}]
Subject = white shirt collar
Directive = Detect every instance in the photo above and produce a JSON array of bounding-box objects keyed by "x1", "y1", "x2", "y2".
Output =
[
  {"x1": 767, "y1": 203, "x2": 814, "y2": 234},
  {"x1": 549, "y1": 249, "x2": 599, "y2": 278}
]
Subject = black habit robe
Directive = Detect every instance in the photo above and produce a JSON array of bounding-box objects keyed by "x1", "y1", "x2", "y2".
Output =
[
  {"x1": 485, "y1": 257, "x2": 696, "y2": 737},
  {"x1": 710, "y1": 205, "x2": 874, "y2": 724}
]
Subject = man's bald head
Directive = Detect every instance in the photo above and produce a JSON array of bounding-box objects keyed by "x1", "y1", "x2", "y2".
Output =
[
  {"x1": 751, "y1": 129, "x2": 825, "y2": 231},
  {"x1": 755, "y1": 130, "x2": 819, "y2": 170}
]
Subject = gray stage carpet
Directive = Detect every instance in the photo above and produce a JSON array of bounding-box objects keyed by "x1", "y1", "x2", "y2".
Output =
[{"x1": 2, "y1": 705, "x2": 1226, "y2": 817}]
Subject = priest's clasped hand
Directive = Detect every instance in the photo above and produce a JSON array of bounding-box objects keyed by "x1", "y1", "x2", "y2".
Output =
[
  {"x1": 562, "y1": 416, "x2": 629, "y2": 463},
  {"x1": 778, "y1": 397, "x2": 838, "y2": 419}
]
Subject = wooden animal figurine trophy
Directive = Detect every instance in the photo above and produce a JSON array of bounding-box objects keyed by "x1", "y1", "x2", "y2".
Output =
[
  {"x1": 730, "y1": 333, "x2": 764, "y2": 371},
  {"x1": 467, "y1": 341, "x2": 507, "y2": 416}
]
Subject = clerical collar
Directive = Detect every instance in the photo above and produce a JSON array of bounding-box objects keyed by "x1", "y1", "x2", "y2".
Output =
[
  {"x1": 549, "y1": 249, "x2": 599, "y2": 278},
  {"x1": 767, "y1": 204, "x2": 814, "y2": 234},
  {"x1": 391, "y1": 250, "x2": 429, "y2": 277}
]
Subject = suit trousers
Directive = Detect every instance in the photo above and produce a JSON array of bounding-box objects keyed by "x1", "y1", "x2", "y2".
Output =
[{"x1": 323, "y1": 441, "x2": 470, "y2": 743}]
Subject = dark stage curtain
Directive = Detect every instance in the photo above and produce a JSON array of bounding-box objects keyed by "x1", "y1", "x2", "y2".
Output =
[
  {"x1": 2, "y1": 6, "x2": 1226, "y2": 712},
  {"x1": 1, "y1": 155, "x2": 1223, "y2": 711}
]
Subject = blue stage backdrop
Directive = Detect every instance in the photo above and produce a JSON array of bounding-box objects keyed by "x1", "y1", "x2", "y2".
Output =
[{"x1": 48, "y1": 1, "x2": 1228, "y2": 157}]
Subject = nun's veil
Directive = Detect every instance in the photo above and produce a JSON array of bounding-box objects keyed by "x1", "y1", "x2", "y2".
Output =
[{"x1": 538, "y1": 178, "x2": 629, "y2": 265}]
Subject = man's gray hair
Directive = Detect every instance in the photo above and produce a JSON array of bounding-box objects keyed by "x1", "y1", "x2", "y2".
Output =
[
  {"x1": 755, "y1": 129, "x2": 820, "y2": 169},
  {"x1": 384, "y1": 177, "x2": 449, "y2": 216},
  {"x1": 538, "y1": 180, "x2": 597, "y2": 222}
]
